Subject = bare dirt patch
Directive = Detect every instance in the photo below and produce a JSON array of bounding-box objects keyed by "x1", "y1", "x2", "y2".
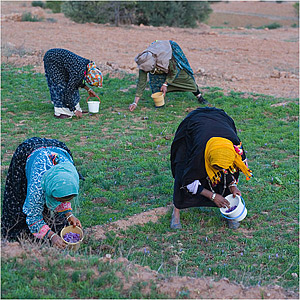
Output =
[
  {"x1": 85, "y1": 206, "x2": 170, "y2": 240},
  {"x1": 2, "y1": 241, "x2": 298, "y2": 299},
  {"x1": 1, "y1": 1, "x2": 299, "y2": 99}
]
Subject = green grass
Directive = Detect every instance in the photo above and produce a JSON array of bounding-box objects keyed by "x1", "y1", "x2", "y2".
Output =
[{"x1": 1, "y1": 64, "x2": 299, "y2": 298}]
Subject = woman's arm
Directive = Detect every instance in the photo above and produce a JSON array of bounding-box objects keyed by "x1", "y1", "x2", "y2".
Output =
[
  {"x1": 161, "y1": 58, "x2": 177, "y2": 96},
  {"x1": 200, "y1": 188, "x2": 230, "y2": 208},
  {"x1": 130, "y1": 70, "x2": 147, "y2": 111},
  {"x1": 83, "y1": 85, "x2": 98, "y2": 97}
]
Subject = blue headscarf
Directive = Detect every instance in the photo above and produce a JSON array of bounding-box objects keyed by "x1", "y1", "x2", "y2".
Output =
[{"x1": 41, "y1": 162, "x2": 79, "y2": 211}]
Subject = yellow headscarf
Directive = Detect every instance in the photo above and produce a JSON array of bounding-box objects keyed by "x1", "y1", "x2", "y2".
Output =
[{"x1": 204, "y1": 137, "x2": 252, "y2": 185}]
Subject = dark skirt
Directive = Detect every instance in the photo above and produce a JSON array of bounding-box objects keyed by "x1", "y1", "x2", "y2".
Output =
[
  {"x1": 1, "y1": 137, "x2": 73, "y2": 241},
  {"x1": 45, "y1": 75, "x2": 80, "y2": 109}
]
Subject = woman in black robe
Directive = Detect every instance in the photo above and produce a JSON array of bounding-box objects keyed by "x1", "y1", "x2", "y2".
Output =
[{"x1": 170, "y1": 107, "x2": 252, "y2": 229}]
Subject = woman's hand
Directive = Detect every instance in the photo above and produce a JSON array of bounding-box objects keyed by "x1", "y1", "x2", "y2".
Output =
[
  {"x1": 51, "y1": 234, "x2": 66, "y2": 249},
  {"x1": 129, "y1": 103, "x2": 137, "y2": 112},
  {"x1": 68, "y1": 215, "x2": 82, "y2": 228},
  {"x1": 213, "y1": 194, "x2": 230, "y2": 209},
  {"x1": 230, "y1": 185, "x2": 242, "y2": 198},
  {"x1": 88, "y1": 88, "x2": 97, "y2": 97},
  {"x1": 74, "y1": 110, "x2": 83, "y2": 118},
  {"x1": 160, "y1": 85, "x2": 167, "y2": 97},
  {"x1": 129, "y1": 97, "x2": 139, "y2": 112}
]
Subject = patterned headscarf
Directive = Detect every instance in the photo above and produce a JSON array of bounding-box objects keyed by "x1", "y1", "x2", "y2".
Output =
[
  {"x1": 41, "y1": 162, "x2": 79, "y2": 211},
  {"x1": 85, "y1": 62, "x2": 103, "y2": 87},
  {"x1": 204, "y1": 137, "x2": 252, "y2": 185}
]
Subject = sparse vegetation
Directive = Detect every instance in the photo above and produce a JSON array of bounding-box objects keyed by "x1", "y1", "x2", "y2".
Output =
[
  {"x1": 21, "y1": 11, "x2": 44, "y2": 22},
  {"x1": 256, "y1": 22, "x2": 282, "y2": 30},
  {"x1": 31, "y1": 1, "x2": 45, "y2": 8}
]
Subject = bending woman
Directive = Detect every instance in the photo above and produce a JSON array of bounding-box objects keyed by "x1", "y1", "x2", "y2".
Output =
[
  {"x1": 129, "y1": 40, "x2": 206, "y2": 111},
  {"x1": 44, "y1": 48, "x2": 102, "y2": 119},
  {"x1": 170, "y1": 107, "x2": 252, "y2": 230},
  {"x1": 1, "y1": 137, "x2": 83, "y2": 249}
]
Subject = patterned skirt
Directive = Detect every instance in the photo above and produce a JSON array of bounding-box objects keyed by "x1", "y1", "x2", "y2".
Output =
[
  {"x1": 1, "y1": 137, "x2": 73, "y2": 241},
  {"x1": 46, "y1": 76, "x2": 80, "y2": 109}
]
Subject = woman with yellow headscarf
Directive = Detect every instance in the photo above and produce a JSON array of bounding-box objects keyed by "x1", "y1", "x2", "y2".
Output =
[{"x1": 170, "y1": 107, "x2": 252, "y2": 230}]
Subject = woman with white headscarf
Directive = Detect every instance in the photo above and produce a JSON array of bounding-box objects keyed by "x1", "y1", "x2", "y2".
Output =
[
  {"x1": 44, "y1": 48, "x2": 103, "y2": 119},
  {"x1": 129, "y1": 40, "x2": 206, "y2": 111}
]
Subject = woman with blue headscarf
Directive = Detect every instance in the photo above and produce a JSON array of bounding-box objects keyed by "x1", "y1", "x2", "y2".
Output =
[
  {"x1": 1, "y1": 137, "x2": 83, "y2": 249},
  {"x1": 44, "y1": 48, "x2": 103, "y2": 119}
]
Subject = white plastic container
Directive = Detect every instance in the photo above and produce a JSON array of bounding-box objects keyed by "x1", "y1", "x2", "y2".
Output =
[
  {"x1": 86, "y1": 95, "x2": 101, "y2": 113},
  {"x1": 87, "y1": 101, "x2": 100, "y2": 113},
  {"x1": 220, "y1": 194, "x2": 247, "y2": 222}
]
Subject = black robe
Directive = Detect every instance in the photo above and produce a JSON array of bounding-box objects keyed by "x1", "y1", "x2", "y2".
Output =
[{"x1": 170, "y1": 107, "x2": 246, "y2": 209}]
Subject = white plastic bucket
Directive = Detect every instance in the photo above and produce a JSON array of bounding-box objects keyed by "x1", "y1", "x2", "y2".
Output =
[
  {"x1": 86, "y1": 95, "x2": 101, "y2": 113},
  {"x1": 220, "y1": 194, "x2": 247, "y2": 222},
  {"x1": 87, "y1": 101, "x2": 100, "y2": 113}
]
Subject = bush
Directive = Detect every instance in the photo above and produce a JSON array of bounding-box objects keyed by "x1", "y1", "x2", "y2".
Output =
[
  {"x1": 135, "y1": 1, "x2": 212, "y2": 28},
  {"x1": 21, "y1": 12, "x2": 43, "y2": 22},
  {"x1": 31, "y1": 1, "x2": 45, "y2": 8},
  {"x1": 45, "y1": 1, "x2": 63, "y2": 13},
  {"x1": 257, "y1": 22, "x2": 282, "y2": 30},
  {"x1": 62, "y1": 1, "x2": 135, "y2": 25},
  {"x1": 293, "y1": 2, "x2": 299, "y2": 17},
  {"x1": 61, "y1": 1, "x2": 212, "y2": 28}
]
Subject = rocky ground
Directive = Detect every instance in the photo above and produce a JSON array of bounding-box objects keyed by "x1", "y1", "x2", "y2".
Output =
[{"x1": 1, "y1": 1, "x2": 299, "y2": 99}]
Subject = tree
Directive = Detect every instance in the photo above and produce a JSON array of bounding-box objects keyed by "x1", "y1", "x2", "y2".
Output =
[
  {"x1": 61, "y1": 1, "x2": 212, "y2": 28},
  {"x1": 61, "y1": 1, "x2": 135, "y2": 26},
  {"x1": 135, "y1": 1, "x2": 212, "y2": 28}
]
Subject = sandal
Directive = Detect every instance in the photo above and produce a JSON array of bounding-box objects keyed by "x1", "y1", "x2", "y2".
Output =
[
  {"x1": 170, "y1": 214, "x2": 182, "y2": 229},
  {"x1": 226, "y1": 219, "x2": 240, "y2": 229}
]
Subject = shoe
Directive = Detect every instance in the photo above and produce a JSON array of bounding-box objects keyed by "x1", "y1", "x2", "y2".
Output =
[
  {"x1": 170, "y1": 214, "x2": 182, "y2": 229},
  {"x1": 82, "y1": 110, "x2": 89, "y2": 114},
  {"x1": 54, "y1": 114, "x2": 72, "y2": 119},
  {"x1": 197, "y1": 94, "x2": 207, "y2": 104},
  {"x1": 226, "y1": 219, "x2": 240, "y2": 229}
]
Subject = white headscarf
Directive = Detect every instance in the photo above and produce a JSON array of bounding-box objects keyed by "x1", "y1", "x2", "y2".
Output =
[{"x1": 135, "y1": 40, "x2": 172, "y2": 73}]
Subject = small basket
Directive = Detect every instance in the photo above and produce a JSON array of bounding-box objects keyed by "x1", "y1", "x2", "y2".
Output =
[
  {"x1": 60, "y1": 226, "x2": 84, "y2": 251},
  {"x1": 87, "y1": 95, "x2": 101, "y2": 113},
  {"x1": 151, "y1": 92, "x2": 165, "y2": 107}
]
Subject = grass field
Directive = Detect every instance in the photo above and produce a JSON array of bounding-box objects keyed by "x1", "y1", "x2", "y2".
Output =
[{"x1": 1, "y1": 64, "x2": 299, "y2": 298}]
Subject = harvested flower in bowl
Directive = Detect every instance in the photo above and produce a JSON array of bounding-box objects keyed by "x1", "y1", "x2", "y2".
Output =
[
  {"x1": 225, "y1": 205, "x2": 237, "y2": 213},
  {"x1": 63, "y1": 232, "x2": 81, "y2": 243}
]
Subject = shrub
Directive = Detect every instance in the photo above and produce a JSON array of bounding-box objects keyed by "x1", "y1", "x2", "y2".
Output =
[
  {"x1": 61, "y1": 1, "x2": 212, "y2": 28},
  {"x1": 135, "y1": 1, "x2": 212, "y2": 28},
  {"x1": 45, "y1": 1, "x2": 63, "y2": 13},
  {"x1": 31, "y1": 1, "x2": 45, "y2": 8},
  {"x1": 61, "y1": 1, "x2": 135, "y2": 25},
  {"x1": 257, "y1": 22, "x2": 282, "y2": 30},
  {"x1": 293, "y1": 2, "x2": 299, "y2": 17},
  {"x1": 21, "y1": 12, "x2": 43, "y2": 22}
]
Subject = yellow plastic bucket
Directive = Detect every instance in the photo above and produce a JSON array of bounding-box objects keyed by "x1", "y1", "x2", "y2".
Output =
[
  {"x1": 151, "y1": 92, "x2": 165, "y2": 107},
  {"x1": 60, "y1": 226, "x2": 84, "y2": 251}
]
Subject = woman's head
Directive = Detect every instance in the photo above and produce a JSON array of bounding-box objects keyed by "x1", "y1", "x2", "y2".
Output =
[
  {"x1": 85, "y1": 62, "x2": 103, "y2": 87},
  {"x1": 41, "y1": 163, "x2": 79, "y2": 210},
  {"x1": 204, "y1": 137, "x2": 252, "y2": 185},
  {"x1": 134, "y1": 51, "x2": 156, "y2": 72}
]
